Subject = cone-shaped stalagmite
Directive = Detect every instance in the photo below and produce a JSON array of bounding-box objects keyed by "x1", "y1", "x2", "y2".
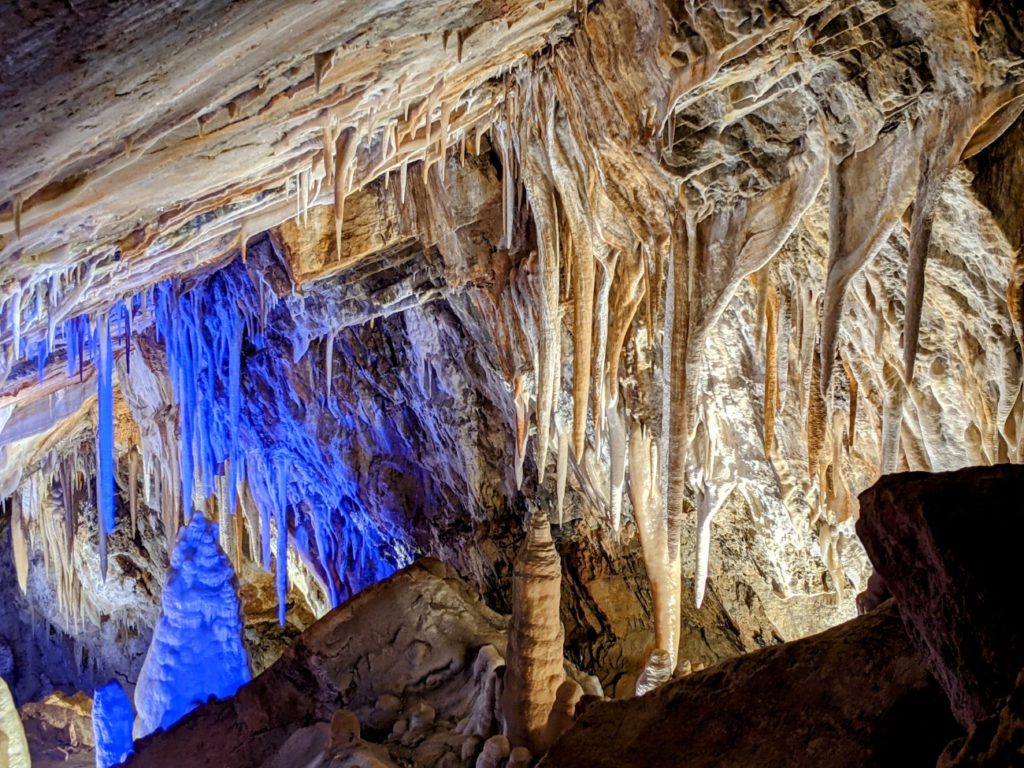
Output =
[{"x1": 501, "y1": 512, "x2": 564, "y2": 755}]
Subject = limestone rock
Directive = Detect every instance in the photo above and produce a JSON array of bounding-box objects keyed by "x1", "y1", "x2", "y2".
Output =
[
  {"x1": 856, "y1": 465, "x2": 1024, "y2": 726},
  {"x1": 539, "y1": 603, "x2": 959, "y2": 768}
]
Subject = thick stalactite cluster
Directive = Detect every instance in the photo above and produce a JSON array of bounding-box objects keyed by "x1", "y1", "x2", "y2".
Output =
[{"x1": 1, "y1": 0, "x2": 1024, "y2": 764}]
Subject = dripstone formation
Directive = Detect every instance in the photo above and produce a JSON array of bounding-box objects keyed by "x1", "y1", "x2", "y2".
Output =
[{"x1": 1, "y1": 1, "x2": 1022, "y2": 766}]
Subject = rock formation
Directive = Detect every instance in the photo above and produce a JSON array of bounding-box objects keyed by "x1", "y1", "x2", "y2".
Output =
[
  {"x1": 124, "y1": 559, "x2": 511, "y2": 767},
  {"x1": 133, "y1": 514, "x2": 250, "y2": 738},
  {"x1": 857, "y1": 465, "x2": 1024, "y2": 726},
  {"x1": 1, "y1": 0, "x2": 1023, "y2": 764},
  {"x1": 0, "y1": 677, "x2": 30, "y2": 768},
  {"x1": 501, "y1": 514, "x2": 565, "y2": 754},
  {"x1": 541, "y1": 602, "x2": 960, "y2": 768}
]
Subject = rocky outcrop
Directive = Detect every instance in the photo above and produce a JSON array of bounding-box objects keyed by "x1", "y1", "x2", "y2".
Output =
[
  {"x1": 856, "y1": 465, "x2": 1024, "y2": 726},
  {"x1": 539, "y1": 603, "x2": 960, "y2": 768},
  {"x1": 18, "y1": 690, "x2": 94, "y2": 767}
]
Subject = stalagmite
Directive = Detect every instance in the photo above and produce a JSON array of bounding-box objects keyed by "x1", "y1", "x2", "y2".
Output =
[
  {"x1": 475, "y1": 736, "x2": 511, "y2": 768},
  {"x1": 134, "y1": 514, "x2": 250, "y2": 738},
  {"x1": 93, "y1": 680, "x2": 135, "y2": 768},
  {"x1": 542, "y1": 680, "x2": 582, "y2": 747},
  {"x1": 501, "y1": 512, "x2": 564, "y2": 755},
  {"x1": 0, "y1": 677, "x2": 30, "y2": 768}
]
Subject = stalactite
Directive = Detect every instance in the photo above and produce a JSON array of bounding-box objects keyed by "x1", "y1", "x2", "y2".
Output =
[
  {"x1": 628, "y1": 421, "x2": 679, "y2": 671},
  {"x1": 333, "y1": 127, "x2": 358, "y2": 262},
  {"x1": 513, "y1": 374, "x2": 528, "y2": 491},
  {"x1": 555, "y1": 415, "x2": 569, "y2": 526},
  {"x1": 128, "y1": 448, "x2": 139, "y2": 537},
  {"x1": 11, "y1": 497, "x2": 29, "y2": 594},
  {"x1": 806, "y1": 341, "x2": 826, "y2": 480},
  {"x1": 519, "y1": 110, "x2": 561, "y2": 482},
  {"x1": 663, "y1": 222, "x2": 689, "y2": 562},
  {"x1": 96, "y1": 313, "x2": 115, "y2": 581},
  {"x1": 324, "y1": 332, "x2": 336, "y2": 402},
  {"x1": 820, "y1": 122, "x2": 921, "y2": 395},
  {"x1": 880, "y1": 359, "x2": 904, "y2": 475},
  {"x1": 501, "y1": 512, "x2": 564, "y2": 756},
  {"x1": 590, "y1": 251, "x2": 617, "y2": 446},
  {"x1": 275, "y1": 456, "x2": 290, "y2": 626},
  {"x1": 764, "y1": 281, "x2": 778, "y2": 456},
  {"x1": 606, "y1": 393, "x2": 626, "y2": 535},
  {"x1": 842, "y1": 356, "x2": 858, "y2": 451},
  {"x1": 635, "y1": 649, "x2": 672, "y2": 696}
]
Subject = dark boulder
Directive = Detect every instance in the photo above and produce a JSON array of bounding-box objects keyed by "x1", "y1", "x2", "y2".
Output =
[
  {"x1": 540, "y1": 602, "x2": 958, "y2": 768},
  {"x1": 856, "y1": 465, "x2": 1024, "y2": 726}
]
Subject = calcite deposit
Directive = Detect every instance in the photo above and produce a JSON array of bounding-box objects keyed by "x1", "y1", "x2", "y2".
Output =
[{"x1": 1, "y1": 0, "x2": 1023, "y2": 765}]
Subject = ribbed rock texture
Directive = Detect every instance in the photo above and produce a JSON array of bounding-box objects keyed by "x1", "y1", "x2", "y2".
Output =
[
  {"x1": 540, "y1": 603, "x2": 960, "y2": 768},
  {"x1": 857, "y1": 465, "x2": 1024, "y2": 726}
]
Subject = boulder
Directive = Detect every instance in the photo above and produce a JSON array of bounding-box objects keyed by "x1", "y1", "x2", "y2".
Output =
[
  {"x1": 539, "y1": 603, "x2": 958, "y2": 768},
  {"x1": 856, "y1": 465, "x2": 1024, "y2": 726}
]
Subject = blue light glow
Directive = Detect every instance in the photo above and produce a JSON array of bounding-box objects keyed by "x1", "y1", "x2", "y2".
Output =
[
  {"x1": 133, "y1": 514, "x2": 250, "y2": 737},
  {"x1": 92, "y1": 680, "x2": 134, "y2": 768}
]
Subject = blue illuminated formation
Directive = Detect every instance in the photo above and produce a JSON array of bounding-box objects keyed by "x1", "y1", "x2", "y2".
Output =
[
  {"x1": 151, "y1": 254, "x2": 404, "y2": 621},
  {"x1": 92, "y1": 680, "x2": 134, "y2": 768},
  {"x1": 133, "y1": 514, "x2": 250, "y2": 737},
  {"x1": 96, "y1": 313, "x2": 115, "y2": 580}
]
